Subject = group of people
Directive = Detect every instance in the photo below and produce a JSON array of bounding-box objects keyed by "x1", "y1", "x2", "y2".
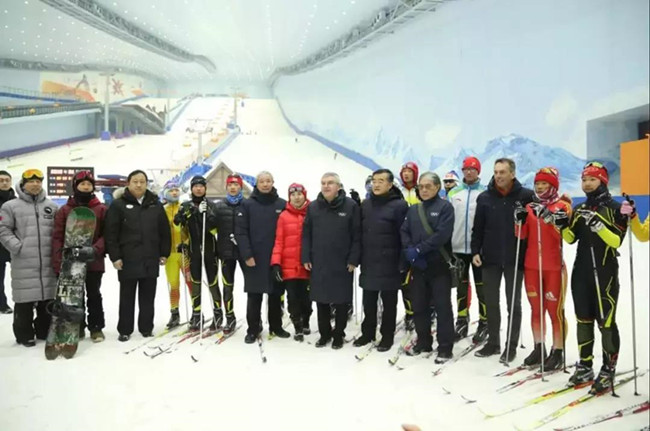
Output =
[{"x1": 0, "y1": 156, "x2": 648, "y2": 394}]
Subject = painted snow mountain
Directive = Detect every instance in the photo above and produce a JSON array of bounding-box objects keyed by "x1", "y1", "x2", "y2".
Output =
[{"x1": 370, "y1": 132, "x2": 619, "y2": 194}]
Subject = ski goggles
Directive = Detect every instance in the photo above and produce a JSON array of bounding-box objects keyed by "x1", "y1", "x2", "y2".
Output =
[
  {"x1": 537, "y1": 167, "x2": 558, "y2": 175},
  {"x1": 288, "y1": 185, "x2": 305, "y2": 193},
  {"x1": 583, "y1": 161, "x2": 607, "y2": 172},
  {"x1": 21, "y1": 169, "x2": 44, "y2": 181}
]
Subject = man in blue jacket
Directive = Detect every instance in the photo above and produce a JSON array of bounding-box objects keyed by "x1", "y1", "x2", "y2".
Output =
[
  {"x1": 400, "y1": 172, "x2": 455, "y2": 363},
  {"x1": 471, "y1": 158, "x2": 534, "y2": 363}
]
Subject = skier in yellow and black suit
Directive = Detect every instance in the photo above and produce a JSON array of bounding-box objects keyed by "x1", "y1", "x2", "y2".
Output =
[
  {"x1": 163, "y1": 181, "x2": 193, "y2": 329},
  {"x1": 173, "y1": 176, "x2": 220, "y2": 331},
  {"x1": 556, "y1": 162, "x2": 627, "y2": 395}
]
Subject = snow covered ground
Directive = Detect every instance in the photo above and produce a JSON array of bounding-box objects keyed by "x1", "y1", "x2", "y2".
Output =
[{"x1": 0, "y1": 98, "x2": 648, "y2": 431}]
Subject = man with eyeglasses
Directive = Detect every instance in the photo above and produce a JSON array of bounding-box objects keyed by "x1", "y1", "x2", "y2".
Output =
[
  {"x1": 0, "y1": 169, "x2": 58, "y2": 347},
  {"x1": 302, "y1": 172, "x2": 361, "y2": 349},
  {"x1": 400, "y1": 172, "x2": 455, "y2": 363},
  {"x1": 471, "y1": 158, "x2": 534, "y2": 363},
  {"x1": 0, "y1": 170, "x2": 16, "y2": 314}
]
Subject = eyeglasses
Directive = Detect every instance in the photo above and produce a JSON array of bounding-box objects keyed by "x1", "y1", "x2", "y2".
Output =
[
  {"x1": 22, "y1": 169, "x2": 44, "y2": 179},
  {"x1": 289, "y1": 186, "x2": 305, "y2": 193},
  {"x1": 418, "y1": 183, "x2": 437, "y2": 191},
  {"x1": 74, "y1": 170, "x2": 94, "y2": 181}
]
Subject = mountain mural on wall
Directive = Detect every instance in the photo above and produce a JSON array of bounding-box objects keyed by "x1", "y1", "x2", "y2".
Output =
[{"x1": 371, "y1": 132, "x2": 620, "y2": 194}]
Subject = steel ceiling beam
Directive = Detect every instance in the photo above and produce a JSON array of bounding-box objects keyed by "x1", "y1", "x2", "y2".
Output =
[
  {"x1": 39, "y1": 0, "x2": 217, "y2": 73},
  {"x1": 270, "y1": 0, "x2": 448, "y2": 86}
]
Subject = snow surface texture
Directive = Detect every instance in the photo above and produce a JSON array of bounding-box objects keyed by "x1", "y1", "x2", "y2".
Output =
[{"x1": 0, "y1": 98, "x2": 648, "y2": 431}]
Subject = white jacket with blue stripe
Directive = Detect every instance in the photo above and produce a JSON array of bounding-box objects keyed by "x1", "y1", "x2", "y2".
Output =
[{"x1": 447, "y1": 180, "x2": 486, "y2": 255}]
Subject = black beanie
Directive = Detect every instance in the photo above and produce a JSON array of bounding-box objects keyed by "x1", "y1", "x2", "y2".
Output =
[{"x1": 191, "y1": 175, "x2": 207, "y2": 188}]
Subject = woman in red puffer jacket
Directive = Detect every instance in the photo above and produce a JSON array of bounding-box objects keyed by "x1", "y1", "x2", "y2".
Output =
[{"x1": 271, "y1": 183, "x2": 312, "y2": 341}]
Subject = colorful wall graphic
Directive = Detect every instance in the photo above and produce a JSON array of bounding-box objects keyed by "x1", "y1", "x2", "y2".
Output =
[{"x1": 40, "y1": 71, "x2": 148, "y2": 104}]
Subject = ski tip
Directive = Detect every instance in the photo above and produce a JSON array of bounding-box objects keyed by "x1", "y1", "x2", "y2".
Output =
[
  {"x1": 442, "y1": 387, "x2": 451, "y2": 395},
  {"x1": 191, "y1": 355, "x2": 198, "y2": 362}
]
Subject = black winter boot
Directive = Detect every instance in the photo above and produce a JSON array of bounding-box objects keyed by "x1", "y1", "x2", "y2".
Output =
[
  {"x1": 543, "y1": 349, "x2": 564, "y2": 371},
  {"x1": 568, "y1": 362, "x2": 594, "y2": 386},
  {"x1": 454, "y1": 317, "x2": 469, "y2": 341},
  {"x1": 166, "y1": 310, "x2": 180, "y2": 329},
  {"x1": 590, "y1": 365, "x2": 615, "y2": 394},
  {"x1": 523, "y1": 343, "x2": 547, "y2": 367},
  {"x1": 472, "y1": 321, "x2": 488, "y2": 344}
]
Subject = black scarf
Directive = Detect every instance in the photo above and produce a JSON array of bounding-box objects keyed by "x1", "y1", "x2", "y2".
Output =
[
  {"x1": 74, "y1": 191, "x2": 94, "y2": 206},
  {"x1": 585, "y1": 184, "x2": 611, "y2": 208},
  {"x1": 251, "y1": 187, "x2": 279, "y2": 205}
]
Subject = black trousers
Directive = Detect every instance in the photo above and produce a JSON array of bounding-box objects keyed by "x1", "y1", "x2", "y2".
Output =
[
  {"x1": 482, "y1": 264, "x2": 524, "y2": 348},
  {"x1": 219, "y1": 259, "x2": 237, "y2": 315},
  {"x1": 81, "y1": 271, "x2": 105, "y2": 332},
  {"x1": 317, "y1": 302, "x2": 348, "y2": 339},
  {"x1": 0, "y1": 260, "x2": 8, "y2": 310},
  {"x1": 189, "y1": 249, "x2": 218, "y2": 311},
  {"x1": 361, "y1": 289, "x2": 398, "y2": 342},
  {"x1": 13, "y1": 300, "x2": 51, "y2": 342},
  {"x1": 246, "y1": 284, "x2": 284, "y2": 336},
  {"x1": 455, "y1": 253, "x2": 486, "y2": 321},
  {"x1": 571, "y1": 259, "x2": 620, "y2": 367},
  {"x1": 409, "y1": 266, "x2": 454, "y2": 353},
  {"x1": 284, "y1": 279, "x2": 312, "y2": 331},
  {"x1": 117, "y1": 277, "x2": 157, "y2": 336}
]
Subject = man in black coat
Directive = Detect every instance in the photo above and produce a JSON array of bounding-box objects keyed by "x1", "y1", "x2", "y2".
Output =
[
  {"x1": 471, "y1": 158, "x2": 534, "y2": 362},
  {"x1": 354, "y1": 169, "x2": 408, "y2": 351},
  {"x1": 0, "y1": 170, "x2": 15, "y2": 314},
  {"x1": 173, "y1": 175, "x2": 219, "y2": 331},
  {"x1": 302, "y1": 172, "x2": 361, "y2": 349},
  {"x1": 234, "y1": 171, "x2": 288, "y2": 343},
  {"x1": 400, "y1": 172, "x2": 455, "y2": 363},
  {"x1": 213, "y1": 173, "x2": 244, "y2": 334},
  {"x1": 105, "y1": 170, "x2": 171, "y2": 341}
]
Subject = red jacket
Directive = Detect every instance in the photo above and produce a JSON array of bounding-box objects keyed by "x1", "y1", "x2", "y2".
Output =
[
  {"x1": 516, "y1": 198, "x2": 571, "y2": 271},
  {"x1": 52, "y1": 196, "x2": 108, "y2": 274},
  {"x1": 271, "y1": 201, "x2": 310, "y2": 280}
]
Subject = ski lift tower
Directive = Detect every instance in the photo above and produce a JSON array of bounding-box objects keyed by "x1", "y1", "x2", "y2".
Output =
[{"x1": 186, "y1": 117, "x2": 213, "y2": 164}]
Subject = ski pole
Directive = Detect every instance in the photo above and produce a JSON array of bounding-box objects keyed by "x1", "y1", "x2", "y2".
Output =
[
  {"x1": 180, "y1": 247, "x2": 192, "y2": 327},
  {"x1": 535, "y1": 208, "x2": 546, "y2": 381},
  {"x1": 199, "y1": 207, "x2": 207, "y2": 344},
  {"x1": 505, "y1": 212, "x2": 523, "y2": 366},
  {"x1": 623, "y1": 193, "x2": 639, "y2": 395},
  {"x1": 353, "y1": 266, "x2": 359, "y2": 325}
]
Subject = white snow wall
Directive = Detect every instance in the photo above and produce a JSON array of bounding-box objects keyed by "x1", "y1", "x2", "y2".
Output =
[{"x1": 273, "y1": 0, "x2": 650, "y2": 186}]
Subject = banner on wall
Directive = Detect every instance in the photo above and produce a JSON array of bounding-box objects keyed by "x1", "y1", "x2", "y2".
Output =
[
  {"x1": 47, "y1": 166, "x2": 94, "y2": 197},
  {"x1": 40, "y1": 71, "x2": 147, "y2": 104}
]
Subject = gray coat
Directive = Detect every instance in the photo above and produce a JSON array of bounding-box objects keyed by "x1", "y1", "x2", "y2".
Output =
[{"x1": 0, "y1": 183, "x2": 58, "y2": 302}]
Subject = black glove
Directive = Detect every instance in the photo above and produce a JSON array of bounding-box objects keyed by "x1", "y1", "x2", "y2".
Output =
[
  {"x1": 176, "y1": 243, "x2": 189, "y2": 253},
  {"x1": 552, "y1": 209, "x2": 570, "y2": 230},
  {"x1": 271, "y1": 265, "x2": 283, "y2": 283},
  {"x1": 514, "y1": 203, "x2": 528, "y2": 224}
]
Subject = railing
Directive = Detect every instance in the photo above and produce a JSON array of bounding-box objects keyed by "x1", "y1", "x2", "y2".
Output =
[
  {"x1": 0, "y1": 86, "x2": 83, "y2": 104},
  {"x1": 0, "y1": 102, "x2": 101, "y2": 119}
]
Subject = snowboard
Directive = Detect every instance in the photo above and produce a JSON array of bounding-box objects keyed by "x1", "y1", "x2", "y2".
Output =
[{"x1": 45, "y1": 207, "x2": 96, "y2": 360}]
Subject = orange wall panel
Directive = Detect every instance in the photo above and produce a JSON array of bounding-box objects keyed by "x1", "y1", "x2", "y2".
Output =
[{"x1": 620, "y1": 138, "x2": 649, "y2": 195}]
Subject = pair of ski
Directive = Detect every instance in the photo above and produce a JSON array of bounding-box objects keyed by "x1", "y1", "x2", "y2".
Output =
[
  {"x1": 496, "y1": 364, "x2": 576, "y2": 394},
  {"x1": 190, "y1": 323, "x2": 243, "y2": 362},
  {"x1": 354, "y1": 319, "x2": 405, "y2": 362},
  {"x1": 431, "y1": 340, "x2": 487, "y2": 377},
  {"x1": 144, "y1": 318, "x2": 214, "y2": 358},
  {"x1": 553, "y1": 400, "x2": 649, "y2": 431},
  {"x1": 123, "y1": 320, "x2": 189, "y2": 355},
  {"x1": 514, "y1": 369, "x2": 647, "y2": 430}
]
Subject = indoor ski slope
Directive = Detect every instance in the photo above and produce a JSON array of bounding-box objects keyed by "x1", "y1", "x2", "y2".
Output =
[{"x1": 0, "y1": 98, "x2": 648, "y2": 431}]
